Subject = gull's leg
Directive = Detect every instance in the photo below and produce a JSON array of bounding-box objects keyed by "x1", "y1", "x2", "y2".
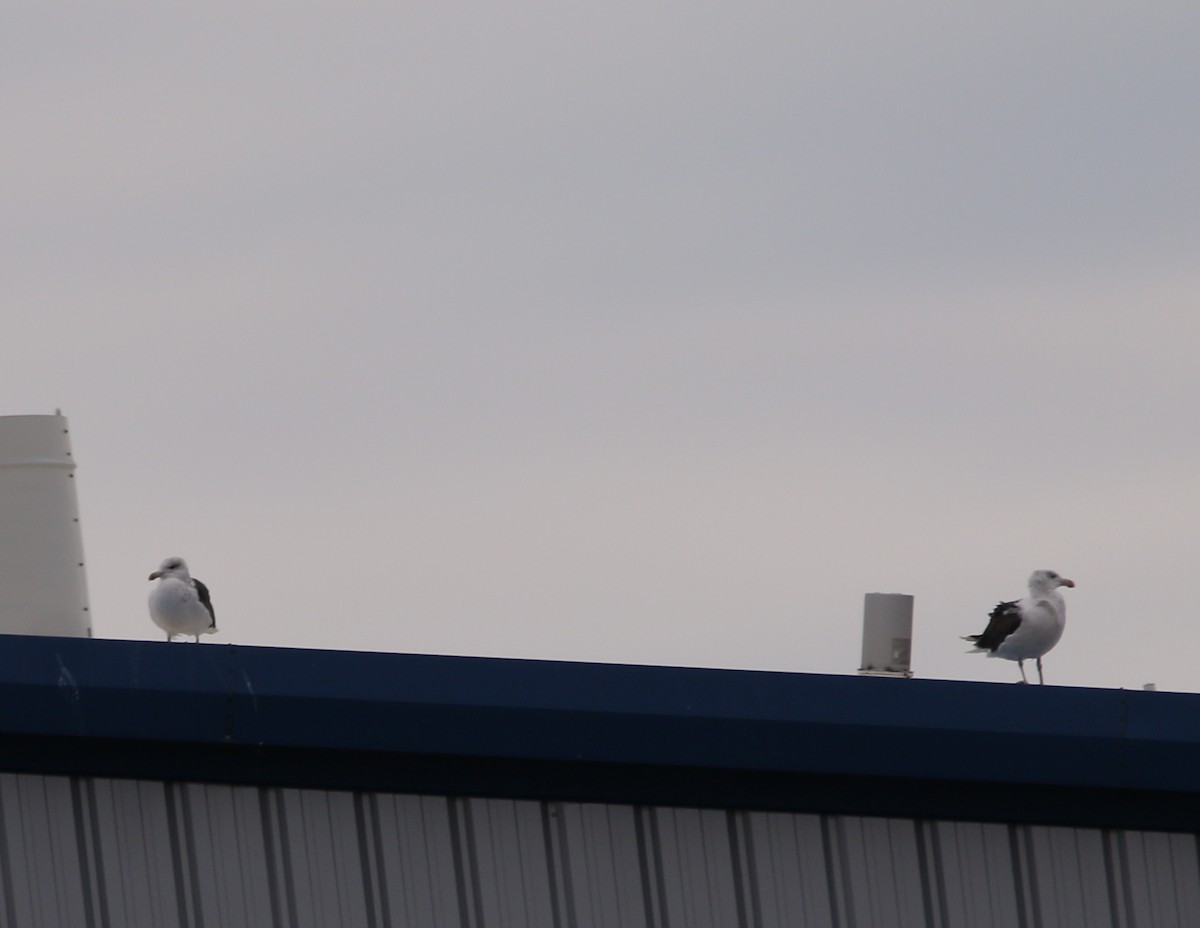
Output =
[
  {"x1": 1017, "y1": 660, "x2": 1028, "y2": 684},
  {"x1": 1036, "y1": 657, "x2": 1045, "y2": 685}
]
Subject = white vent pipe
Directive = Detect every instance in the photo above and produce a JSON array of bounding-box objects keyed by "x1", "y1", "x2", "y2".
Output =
[
  {"x1": 858, "y1": 593, "x2": 913, "y2": 677},
  {"x1": 0, "y1": 413, "x2": 91, "y2": 636}
]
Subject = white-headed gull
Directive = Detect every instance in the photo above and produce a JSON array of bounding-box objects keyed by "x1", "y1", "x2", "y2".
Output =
[
  {"x1": 964, "y1": 569, "x2": 1075, "y2": 684},
  {"x1": 148, "y1": 557, "x2": 217, "y2": 642}
]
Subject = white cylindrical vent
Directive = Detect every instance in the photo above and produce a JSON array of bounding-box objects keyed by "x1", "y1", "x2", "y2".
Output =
[
  {"x1": 0, "y1": 414, "x2": 91, "y2": 636},
  {"x1": 859, "y1": 593, "x2": 913, "y2": 677}
]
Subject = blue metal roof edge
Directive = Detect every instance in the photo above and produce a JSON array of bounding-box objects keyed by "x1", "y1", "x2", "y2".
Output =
[{"x1": 1, "y1": 635, "x2": 1199, "y2": 829}]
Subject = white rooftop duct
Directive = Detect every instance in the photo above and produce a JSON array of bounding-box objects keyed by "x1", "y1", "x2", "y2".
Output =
[
  {"x1": 858, "y1": 592, "x2": 913, "y2": 677},
  {"x1": 0, "y1": 413, "x2": 91, "y2": 636}
]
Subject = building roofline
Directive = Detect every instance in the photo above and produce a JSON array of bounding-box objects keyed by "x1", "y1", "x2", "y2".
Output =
[{"x1": 2, "y1": 635, "x2": 1198, "y2": 829}]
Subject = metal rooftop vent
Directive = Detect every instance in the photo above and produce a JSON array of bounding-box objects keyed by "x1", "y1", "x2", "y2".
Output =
[
  {"x1": 0, "y1": 412, "x2": 91, "y2": 636},
  {"x1": 858, "y1": 592, "x2": 913, "y2": 677}
]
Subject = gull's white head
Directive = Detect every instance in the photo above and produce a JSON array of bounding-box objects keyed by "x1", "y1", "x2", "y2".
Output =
[
  {"x1": 148, "y1": 556, "x2": 190, "y2": 582},
  {"x1": 1028, "y1": 569, "x2": 1075, "y2": 594}
]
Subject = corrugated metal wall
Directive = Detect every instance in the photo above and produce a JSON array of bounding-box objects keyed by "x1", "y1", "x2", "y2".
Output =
[{"x1": 1, "y1": 771, "x2": 1198, "y2": 928}]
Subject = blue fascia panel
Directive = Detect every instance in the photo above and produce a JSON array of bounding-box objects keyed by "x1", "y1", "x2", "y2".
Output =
[{"x1": 1, "y1": 635, "x2": 1199, "y2": 822}]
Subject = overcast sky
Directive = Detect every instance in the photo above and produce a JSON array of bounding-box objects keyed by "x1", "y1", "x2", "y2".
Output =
[{"x1": 6, "y1": 3, "x2": 1198, "y2": 691}]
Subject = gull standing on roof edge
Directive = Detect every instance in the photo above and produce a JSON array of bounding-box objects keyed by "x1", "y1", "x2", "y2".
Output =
[
  {"x1": 963, "y1": 570, "x2": 1075, "y2": 684},
  {"x1": 148, "y1": 557, "x2": 217, "y2": 642}
]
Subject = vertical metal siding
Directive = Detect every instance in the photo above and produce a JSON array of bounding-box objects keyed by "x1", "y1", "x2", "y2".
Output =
[
  {"x1": 88, "y1": 778, "x2": 180, "y2": 927},
  {"x1": 272, "y1": 787, "x2": 374, "y2": 928},
  {"x1": 741, "y1": 811, "x2": 834, "y2": 927},
  {"x1": 1117, "y1": 829, "x2": 1200, "y2": 928},
  {"x1": 0, "y1": 773, "x2": 89, "y2": 927},
  {"x1": 650, "y1": 807, "x2": 742, "y2": 927},
  {"x1": 370, "y1": 794, "x2": 462, "y2": 928},
  {"x1": 1, "y1": 772, "x2": 1199, "y2": 927},
  {"x1": 1022, "y1": 825, "x2": 1115, "y2": 928},
  {"x1": 925, "y1": 820, "x2": 1022, "y2": 928},
  {"x1": 834, "y1": 817, "x2": 929, "y2": 927},
  {"x1": 459, "y1": 797, "x2": 557, "y2": 928},
  {"x1": 550, "y1": 801, "x2": 648, "y2": 928},
  {"x1": 182, "y1": 783, "x2": 275, "y2": 928}
]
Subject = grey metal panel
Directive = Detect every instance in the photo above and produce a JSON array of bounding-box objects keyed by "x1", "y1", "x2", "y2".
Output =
[
  {"x1": 1159, "y1": 833, "x2": 1200, "y2": 925},
  {"x1": 7, "y1": 770, "x2": 1200, "y2": 927},
  {"x1": 741, "y1": 811, "x2": 834, "y2": 927},
  {"x1": 88, "y1": 778, "x2": 182, "y2": 928},
  {"x1": 834, "y1": 816, "x2": 929, "y2": 928},
  {"x1": 930, "y1": 820, "x2": 1022, "y2": 928},
  {"x1": 179, "y1": 782, "x2": 275, "y2": 928},
  {"x1": 0, "y1": 773, "x2": 89, "y2": 928},
  {"x1": 274, "y1": 787, "x2": 373, "y2": 927},
  {"x1": 1022, "y1": 824, "x2": 1116, "y2": 928},
  {"x1": 371, "y1": 794, "x2": 463, "y2": 927},
  {"x1": 461, "y1": 797, "x2": 557, "y2": 928},
  {"x1": 650, "y1": 806, "x2": 742, "y2": 928},
  {"x1": 551, "y1": 801, "x2": 648, "y2": 928},
  {"x1": 1118, "y1": 830, "x2": 1200, "y2": 928}
]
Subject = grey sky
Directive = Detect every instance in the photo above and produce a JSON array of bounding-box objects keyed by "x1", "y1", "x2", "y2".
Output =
[{"x1": 6, "y1": 4, "x2": 1198, "y2": 689}]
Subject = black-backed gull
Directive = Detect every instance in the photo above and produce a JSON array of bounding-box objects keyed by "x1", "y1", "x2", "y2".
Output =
[
  {"x1": 148, "y1": 557, "x2": 217, "y2": 643},
  {"x1": 964, "y1": 569, "x2": 1074, "y2": 684}
]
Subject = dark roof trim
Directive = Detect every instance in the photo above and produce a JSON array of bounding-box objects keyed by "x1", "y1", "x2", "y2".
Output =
[{"x1": 1, "y1": 636, "x2": 1198, "y2": 830}]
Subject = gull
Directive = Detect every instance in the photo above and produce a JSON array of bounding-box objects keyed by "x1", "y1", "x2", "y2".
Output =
[
  {"x1": 148, "y1": 557, "x2": 217, "y2": 642},
  {"x1": 964, "y1": 569, "x2": 1075, "y2": 684}
]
